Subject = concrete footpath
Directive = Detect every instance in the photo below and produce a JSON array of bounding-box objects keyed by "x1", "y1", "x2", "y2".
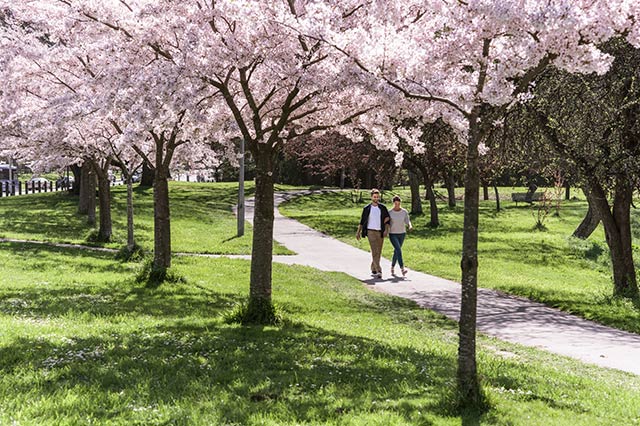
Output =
[{"x1": 244, "y1": 190, "x2": 640, "y2": 376}]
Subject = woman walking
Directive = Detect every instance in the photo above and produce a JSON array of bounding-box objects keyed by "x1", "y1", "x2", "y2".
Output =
[{"x1": 388, "y1": 196, "x2": 413, "y2": 276}]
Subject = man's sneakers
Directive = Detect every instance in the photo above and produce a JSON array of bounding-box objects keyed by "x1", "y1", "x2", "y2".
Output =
[{"x1": 371, "y1": 271, "x2": 382, "y2": 279}]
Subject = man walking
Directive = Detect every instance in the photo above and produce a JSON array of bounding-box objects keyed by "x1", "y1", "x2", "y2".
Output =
[{"x1": 356, "y1": 189, "x2": 390, "y2": 278}]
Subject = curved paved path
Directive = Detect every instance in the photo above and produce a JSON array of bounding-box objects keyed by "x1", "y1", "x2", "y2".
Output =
[{"x1": 244, "y1": 190, "x2": 640, "y2": 376}]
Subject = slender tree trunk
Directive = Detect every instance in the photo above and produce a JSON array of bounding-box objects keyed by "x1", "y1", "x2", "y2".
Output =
[
  {"x1": 78, "y1": 165, "x2": 91, "y2": 214},
  {"x1": 127, "y1": 176, "x2": 135, "y2": 251},
  {"x1": 424, "y1": 176, "x2": 439, "y2": 227},
  {"x1": 494, "y1": 186, "x2": 500, "y2": 212},
  {"x1": 86, "y1": 167, "x2": 96, "y2": 226},
  {"x1": 446, "y1": 173, "x2": 456, "y2": 208},
  {"x1": 458, "y1": 116, "x2": 481, "y2": 407},
  {"x1": 408, "y1": 169, "x2": 422, "y2": 215},
  {"x1": 153, "y1": 169, "x2": 171, "y2": 270},
  {"x1": 96, "y1": 171, "x2": 112, "y2": 242},
  {"x1": 248, "y1": 146, "x2": 275, "y2": 320},
  {"x1": 588, "y1": 178, "x2": 639, "y2": 298},
  {"x1": 573, "y1": 186, "x2": 599, "y2": 239},
  {"x1": 565, "y1": 183, "x2": 570, "y2": 200},
  {"x1": 482, "y1": 184, "x2": 489, "y2": 201}
]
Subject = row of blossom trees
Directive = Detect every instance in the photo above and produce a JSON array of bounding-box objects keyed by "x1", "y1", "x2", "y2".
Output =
[{"x1": 1, "y1": 0, "x2": 639, "y2": 408}]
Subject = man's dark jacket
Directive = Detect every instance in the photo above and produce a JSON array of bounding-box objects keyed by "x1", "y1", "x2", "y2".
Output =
[{"x1": 359, "y1": 203, "x2": 390, "y2": 237}]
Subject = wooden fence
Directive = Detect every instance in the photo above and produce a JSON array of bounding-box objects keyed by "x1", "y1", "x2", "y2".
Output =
[{"x1": 0, "y1": 181, "x2": 74, "y2": 197}]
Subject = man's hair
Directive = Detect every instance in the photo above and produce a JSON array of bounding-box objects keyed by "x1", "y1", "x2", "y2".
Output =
[
  {"x1": 370, "y1": 189, "x2": 380, "y2": 196},
  {"x1": 392, "y1": 196, "x2": 401, "y2": 202}
]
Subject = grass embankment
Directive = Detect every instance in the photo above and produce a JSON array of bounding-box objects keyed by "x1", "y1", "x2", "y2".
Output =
[
  {"x1": 0, "y1": 181, "x2": 290, "y2": 255},
  {"x1": 279, "y1": 190, "x2": 640, "y2": 335},
  {"x1": 0, "y1": 241, "x2": 638, "y2": 425}
]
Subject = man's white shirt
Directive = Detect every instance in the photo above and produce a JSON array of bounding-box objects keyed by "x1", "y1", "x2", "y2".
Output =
[{"x1": 368, "y1": 205, "x2": 382, "y2": 231}]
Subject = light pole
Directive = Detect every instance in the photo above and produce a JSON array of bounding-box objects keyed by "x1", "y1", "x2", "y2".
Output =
[{"x1": 237, "y1": 137, "x2": 245, "y2": 237}]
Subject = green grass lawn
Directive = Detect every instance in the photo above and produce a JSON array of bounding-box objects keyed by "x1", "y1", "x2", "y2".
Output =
[
  {"x1": 279, "y1": 189, "x2": 640, "y2": 335},
  {"x1": 0, "y1": 241, "x2": 638, "y2": 425},
  {"x1": 0, "y1": 181, "x2": 291, "y2": 255}
]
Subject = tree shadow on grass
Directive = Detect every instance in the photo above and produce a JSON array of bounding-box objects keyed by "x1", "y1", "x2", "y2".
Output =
[
  {"x1": 0, "y1": 282, "x2": 243, "y2": 320},
  {"x1": 0, "y1": 322, "x2": 464, "y2": 424},
  {"x1": 0, "y1": 193, "x2": 92, "y2": 242},
  {"x1": 0, "y1": 241, "x2": 133, "y2": 274}
]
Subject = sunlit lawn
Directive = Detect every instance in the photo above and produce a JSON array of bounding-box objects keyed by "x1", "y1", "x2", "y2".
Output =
[
  {"x1": 0, "y1": 181, "x2": 292, "y2": 255},
  {"x1": 279, "y1": 189, "x2": 640, "y2": 334},
  {"x1": 0, "y1": 241, "x2": 638, "y2": 425}
]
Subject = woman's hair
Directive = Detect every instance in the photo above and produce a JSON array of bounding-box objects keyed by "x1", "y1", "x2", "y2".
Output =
[{"x1": 392, "y1": 196, "x2": 401, "y2": 202}]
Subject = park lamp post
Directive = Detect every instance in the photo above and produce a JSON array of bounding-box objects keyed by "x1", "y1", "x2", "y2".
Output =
[{"x1": 237, "y1": 137, "x2": 245, "y2": 237}]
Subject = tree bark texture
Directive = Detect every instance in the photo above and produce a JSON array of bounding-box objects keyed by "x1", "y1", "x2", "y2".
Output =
[
  {"x1": 86, "y1": 167, "x2": 97, "y2": 226},
  {"x1": 457, "y1": 117, "x2": 481, "y2": 407},
  {"x1": 588, "y1": 178, "x2": 639, "y2": 298},
  {"x1": 140, "y1": 162, "x2": 154, "y2": 187},
  {"x1": 446, "y1": 173, "x2": 457, "y2": 208},
  {"x1": 96, "y1": 172, "x2": 112, "y2": 241},
  {"x1": 482, "y1": 184, "x2": 489, "y2": 201},
  {"x1": 153, "y1": 171, "x2": 171, "y2": 270},
  {"x1": 90, "y1": 158, "x2": 113, "y2": 242},
  {"x1": 408, "y1": 169, "x2": 423, "y2": 215},
  {"x1": 78, "y1": 165, "x2": 91, "y2": 214},
  {"x1": 71, "y1": 164, "x2": 81, "y2": 196},
  {"x1": 424, "y1": 177, "x2": 439, "y2": 227},
  {"x1": 493, "y1": 186, "x2": 500, "y2": 212},
  {"x1": 249, "y1": 146, "x2": 275, "y2": 312},
  {"x1": 127, "y1": 176, "x2": 135, "y2": 250},
  {"x1": 572, "y1": 186, "x2": 599, "y2": 239}
]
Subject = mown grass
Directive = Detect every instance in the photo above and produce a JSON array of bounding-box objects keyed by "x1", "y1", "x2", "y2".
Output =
[
  {"x1": 0, "y1": 241, "x2": 638, "y2": 425},
  {"x1": 0, "y1": 181, "x2": 291, "y2": 255},
  {"x1": 279, "y1": 189, "x2": 640, "y2": 335}
]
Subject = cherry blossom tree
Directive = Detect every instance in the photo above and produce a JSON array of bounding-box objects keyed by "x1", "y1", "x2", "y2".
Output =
[
  {"x1": 1, "y1": 1, "x2": 223, "y2": 274},
  {"x1": 303, "y1": 0, "x2": 640, "y2": 406},
  {"x1": 182, "y1": 1, "x2": 377, "y2": 323}
]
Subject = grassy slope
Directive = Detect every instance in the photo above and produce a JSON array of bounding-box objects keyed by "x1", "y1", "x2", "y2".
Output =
[
  {"x1": 279, "y1": 190, "x2": 640, "y2": 335},
  {"x1": 0, "y1": 181, "x2": 291, "y2": 255},
  {"x1": 0, "y1": 241, "x2": 638, "y2": 425}
]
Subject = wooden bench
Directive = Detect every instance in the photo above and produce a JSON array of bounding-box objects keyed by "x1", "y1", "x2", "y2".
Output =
[{"x1": 511, "y1": 192, "x2": 543, "y2": 206}]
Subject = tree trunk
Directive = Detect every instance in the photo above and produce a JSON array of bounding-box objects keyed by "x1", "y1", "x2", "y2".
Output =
[
  {"x1": 565, "y1": 183, "x2": 570, "y2": 200},
  {"x1": 127, "y1": 176, "x2": 135, "y2": 251},
  {"x1": 86, "y1": 168, "x2": 97, "y2": 226},
  {"x1": 78, "y1": 165, "x2": 91, "y2": 214},
  {"x1": 71, "y1": 164, "x2": 81, "y2": 196},
  {"x1": 424, "y1": 176, "x2": 439, "y2": 227},
  {"x1": 365, "y1": 169, "x2": 373, "y2": 190},
  {"x1": 340, "y1": 168, "x2": 346, "y2": 189},
  {"x1": 96, "y1": 171, "x2": 112, "y2": 242},
  {"x1": 482, "y1": 184, "x2": 489, "y2": 201},
  {"x1": 458, "y1": 116, "x2": 481, "y2": 407},
  {"x1": 446, "y1": 173, "x2": 456, "y2": 208},
  {"x1": 588, "y1": 178, "x2": 639, "y2": 298},
  {"x1": 573, "y1": 186, "x2": 599, "y2": 239},
  {"x1": 248, "y1": 146, "x2": 275, "y2": 321},
  {"x1": 153, "y1": 169, "x2": 171, "y2": 270},
  {"x1": 494, "y1": 186, "x2": 500, "y2": 212},
  {"x1": 140, "y1": 162, "x2": 154, "y2": 187},
  {"x1": 408, "y1": 169, "x2": 422, "y2": 215}
]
